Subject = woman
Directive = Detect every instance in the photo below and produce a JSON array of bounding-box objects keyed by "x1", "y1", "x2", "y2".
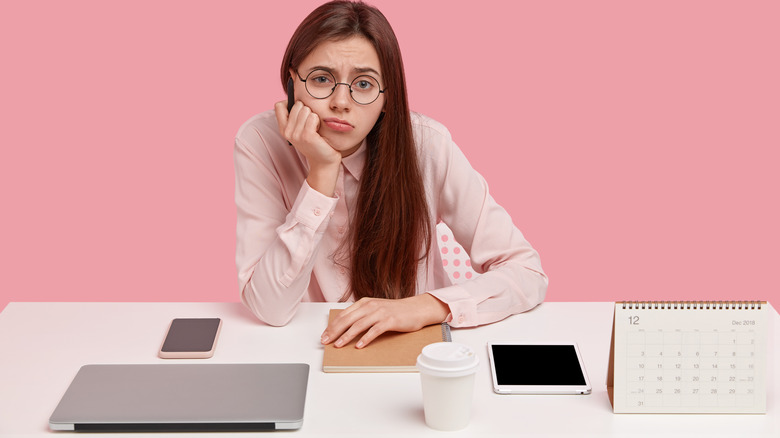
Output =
[{"x1": 234, "y1": 0, "x2": 547, "y2": 349}]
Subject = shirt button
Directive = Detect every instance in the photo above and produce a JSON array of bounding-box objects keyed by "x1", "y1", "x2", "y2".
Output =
[
  {"x1": 458, "y1": 315, "x2": 465, "y2": 324},
  {"x1": 338, "y1": 226, "x2": 346, "y2": 234},
  {"x1": 313, "y1": 208, "x2": 321, "y2": 216}
]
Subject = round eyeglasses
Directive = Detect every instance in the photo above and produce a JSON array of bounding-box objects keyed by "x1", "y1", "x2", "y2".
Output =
[{"x1": 296, "y1": 69, "x2": 385, "y2": 105}]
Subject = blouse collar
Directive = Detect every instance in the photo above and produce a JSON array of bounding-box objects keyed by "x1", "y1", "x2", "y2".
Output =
[{"x1": 340, "y1": 139, "x2": 367, "y2": 182}]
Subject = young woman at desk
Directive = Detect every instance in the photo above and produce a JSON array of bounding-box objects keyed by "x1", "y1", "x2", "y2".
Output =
[{"x1": 234, "y1": 0, "x2": 547, "y2": 349}]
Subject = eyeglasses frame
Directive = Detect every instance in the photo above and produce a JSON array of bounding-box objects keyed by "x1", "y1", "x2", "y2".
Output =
[{"x1": 295, "y1": 70, "x2": 386, "y2": 105}]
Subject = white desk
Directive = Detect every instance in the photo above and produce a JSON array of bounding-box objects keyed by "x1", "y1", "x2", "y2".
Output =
[{"x1": 0, "y1": 302, "x2": 777, "y2": 437}]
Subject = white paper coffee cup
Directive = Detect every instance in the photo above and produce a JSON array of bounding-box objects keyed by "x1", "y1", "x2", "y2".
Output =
[{"x1": 416, "y1": 342, "x2": 479, "y2": 431}]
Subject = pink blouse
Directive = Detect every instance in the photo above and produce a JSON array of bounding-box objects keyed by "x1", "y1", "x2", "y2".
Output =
[{"x1": 234, "y1": 111, "x2": 548, "y2": 327}]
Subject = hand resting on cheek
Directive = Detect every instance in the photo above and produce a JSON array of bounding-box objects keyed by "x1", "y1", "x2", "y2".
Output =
[{"x1": 274, "y1": 100, "x2": 342, "y2": 197}]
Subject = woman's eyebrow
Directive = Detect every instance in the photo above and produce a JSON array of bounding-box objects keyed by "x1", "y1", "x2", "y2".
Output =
[
  {"x1": 306, "y1": 65, "x2": 333, "y2": 73},
  {"x1": 306, "y1": 65, "x2": 381, "y2": 77},
  {"x1": 353, "y1": 67, "x2": 381, "y2": 76}
]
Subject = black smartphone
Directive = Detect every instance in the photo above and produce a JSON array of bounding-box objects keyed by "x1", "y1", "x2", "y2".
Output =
[
  {"x1": 287, "y1": 77, "x2": 295, "y2": 113},
  {"x1": 158, "y1": 318, "x2": 222, "y2": 359},
  {"x1": 286, "y1": 78, "x2": 295, "y2": 145}
]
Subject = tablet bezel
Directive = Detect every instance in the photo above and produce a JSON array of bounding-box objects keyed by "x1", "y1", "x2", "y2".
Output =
[{"x1": 487, "y1": 342, "x2": 592, "y2": 395}]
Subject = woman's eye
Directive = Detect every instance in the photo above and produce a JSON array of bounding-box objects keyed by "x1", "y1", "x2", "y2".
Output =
[
  {"x1": 354, "y1": 80, "x2": 373, "y2": 90},
  {"x1": 312, "y1": 75, "x2": 332, "y2": 85}
]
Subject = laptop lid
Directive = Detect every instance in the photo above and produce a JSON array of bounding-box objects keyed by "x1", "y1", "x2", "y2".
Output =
[{"x1": 49, "y1": 363, "x2": 309, "y2": 432}]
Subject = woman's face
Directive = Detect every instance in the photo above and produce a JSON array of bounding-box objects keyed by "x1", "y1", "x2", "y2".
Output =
[{"x1": 291, "y1": 36, "x2": 385, "y2": 157}]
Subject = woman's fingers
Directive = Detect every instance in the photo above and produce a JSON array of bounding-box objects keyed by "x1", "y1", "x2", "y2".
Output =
[
  {"x1": 274, "y1": 100, "x2": 290, "y2": 134},
  {"x1": 321, "y1": 299, "x2": 372, "y2": 346}
]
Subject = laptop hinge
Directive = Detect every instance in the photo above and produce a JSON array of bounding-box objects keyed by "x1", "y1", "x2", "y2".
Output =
[{"x1": 75, "y1": 422, "x2": 276, "y2": 432}]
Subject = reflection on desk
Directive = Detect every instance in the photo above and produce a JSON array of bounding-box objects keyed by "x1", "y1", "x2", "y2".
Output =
[{"x1": 0, "y1": 302, "x2": 777, "y2": 437}]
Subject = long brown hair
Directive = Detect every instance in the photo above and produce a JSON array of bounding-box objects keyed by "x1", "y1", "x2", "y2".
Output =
[{"x1": 280, "y1": 1, "x2": 431, "y2": 300}]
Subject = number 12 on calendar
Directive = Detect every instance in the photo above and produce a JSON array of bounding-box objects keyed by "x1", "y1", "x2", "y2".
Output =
[{"x1": 607, "y1": 301, "x2": 767, "y2": 414}]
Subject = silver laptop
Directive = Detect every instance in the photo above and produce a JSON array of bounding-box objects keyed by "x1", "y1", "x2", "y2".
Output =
[{"x1": 49, "y1": 363, "x2": 309, "y2": 432}]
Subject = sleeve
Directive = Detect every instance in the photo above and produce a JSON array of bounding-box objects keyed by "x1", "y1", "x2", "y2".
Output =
[
  {"x1": 234, "y1": 130, "x2": 337, "y2": 326},
  {"x1": 424, "y1": 126, "x2": 548, "y2": 327}
]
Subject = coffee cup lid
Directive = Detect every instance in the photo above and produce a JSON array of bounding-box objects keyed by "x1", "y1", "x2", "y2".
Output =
[{"x1": 416, "y1": 342, "x2": 479, "y2": 377}]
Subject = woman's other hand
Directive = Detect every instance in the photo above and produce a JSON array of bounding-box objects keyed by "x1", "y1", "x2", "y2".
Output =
[{"x1": 320, "y1": 294, "x2": 450, "y2": 349}]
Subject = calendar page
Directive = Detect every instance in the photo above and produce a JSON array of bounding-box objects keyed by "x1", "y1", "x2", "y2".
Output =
[{"x1": 609, "y1": 301, "x2": 767, "y2": 414}]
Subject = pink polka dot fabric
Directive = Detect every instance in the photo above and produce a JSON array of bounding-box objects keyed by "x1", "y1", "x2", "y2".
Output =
[{"x1": 437, "y1": 224, "x2": 478, "y2": 284}]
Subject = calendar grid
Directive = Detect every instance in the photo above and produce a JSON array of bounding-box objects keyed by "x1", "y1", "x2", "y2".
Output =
[{"x1": 624, "y1": 328, "x2": 757, "y2": 409}]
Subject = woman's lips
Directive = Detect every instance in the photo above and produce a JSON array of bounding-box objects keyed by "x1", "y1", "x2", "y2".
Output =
[{"x1": 323, "y1": 118, "x2": 354, "y2": 132}]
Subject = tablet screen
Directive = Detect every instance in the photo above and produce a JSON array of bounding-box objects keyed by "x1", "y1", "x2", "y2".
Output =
[{"x1": 490, "y1": 344, "x2": 586, "y2": 386}]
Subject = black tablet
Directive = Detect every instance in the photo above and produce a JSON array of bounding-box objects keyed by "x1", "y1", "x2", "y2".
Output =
[{"x1": 487, "y1": 342, "x2": 592, "y2": 394}]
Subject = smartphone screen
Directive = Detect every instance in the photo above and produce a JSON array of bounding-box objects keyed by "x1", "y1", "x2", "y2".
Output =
[{"x1": 159, "y1": 318, "x2": 221, "y2": 359}]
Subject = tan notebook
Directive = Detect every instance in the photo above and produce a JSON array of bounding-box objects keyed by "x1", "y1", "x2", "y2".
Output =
[{"x1": 322, "y1": 309, "x2": 451, "y2": 373}]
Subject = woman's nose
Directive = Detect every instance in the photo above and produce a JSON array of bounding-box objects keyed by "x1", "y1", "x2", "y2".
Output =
[{"x1": 329, "y1": 83, "x2": 352, "y2": 110}]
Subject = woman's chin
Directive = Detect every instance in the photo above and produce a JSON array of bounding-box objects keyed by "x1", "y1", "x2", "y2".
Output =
[{"x1": 324, "y1": 136, "x2": 362, "y2": 157}]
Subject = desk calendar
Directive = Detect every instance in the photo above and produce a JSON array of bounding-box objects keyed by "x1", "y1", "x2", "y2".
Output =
[{"x1": 607, "y1": 301, "x2": 767, "y2": 414}]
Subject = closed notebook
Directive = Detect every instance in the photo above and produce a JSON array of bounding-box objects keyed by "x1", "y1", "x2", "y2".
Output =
[{"x1": 322, "y1": 309, "x2": 451, "y2": 373}]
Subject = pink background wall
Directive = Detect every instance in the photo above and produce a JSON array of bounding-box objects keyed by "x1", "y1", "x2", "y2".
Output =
[{"x1": 1, "y1": 1, "x2": 778, "y2": 312}]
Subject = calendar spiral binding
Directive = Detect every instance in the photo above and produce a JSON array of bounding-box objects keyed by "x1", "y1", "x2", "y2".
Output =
[{"x1": 620, "y1": 300, "x2": 763, "y2": 310}]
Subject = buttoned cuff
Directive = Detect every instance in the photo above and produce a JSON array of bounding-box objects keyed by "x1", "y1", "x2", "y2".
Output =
[
  {"x1": 427, "y1": 285, "x2": 477, "y2": 327},
  {"x1": 291, "y1": 181, "x2": 338, "y2": 230}
]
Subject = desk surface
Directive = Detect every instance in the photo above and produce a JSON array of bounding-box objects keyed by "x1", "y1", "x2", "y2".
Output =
[{"x1": 0, "y1": 301, "x2": 777, "y2": 437}]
